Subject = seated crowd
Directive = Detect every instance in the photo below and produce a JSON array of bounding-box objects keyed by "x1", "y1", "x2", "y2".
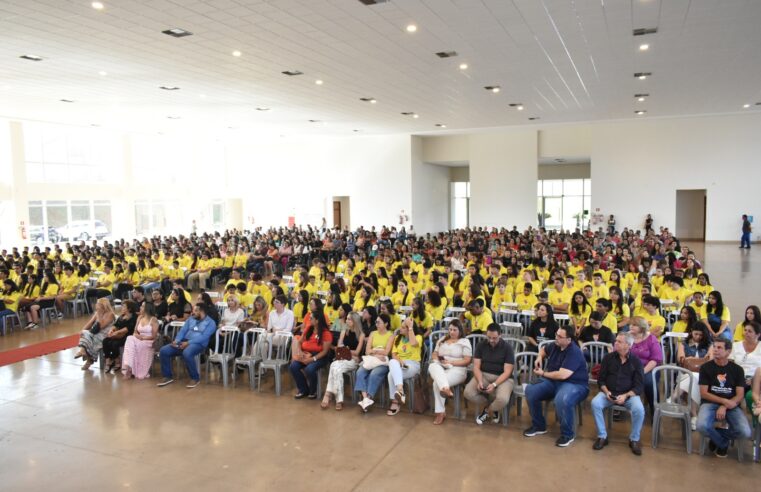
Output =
[{"x1": 0, "y1": 223, "x2": 760, "y2": 457}]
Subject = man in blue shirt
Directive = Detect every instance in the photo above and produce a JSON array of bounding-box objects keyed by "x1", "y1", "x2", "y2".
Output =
[
  {"x1": 523, "y1": 326, "x2": 590, "y2": 447},
  {"x1": 157, "y1": 303, "x2": 217, "y2": 388}
]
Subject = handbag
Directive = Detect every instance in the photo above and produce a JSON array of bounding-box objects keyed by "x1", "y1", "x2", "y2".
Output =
[
  {"x1": 681, "y1": 356, "x2": 709, "y2": 373},
  {"x1": 361, "y1": 355, "x2": 387, "y2": 370},
  {"x1": 335, "y1": 346, "x2": 352, "y2": 361},
  {"x1": 412, "y1": 376, "x2": 430, "y2": 414},
  {"x1": 89, "y1": 321, "x2": 101, "y2": 335}
]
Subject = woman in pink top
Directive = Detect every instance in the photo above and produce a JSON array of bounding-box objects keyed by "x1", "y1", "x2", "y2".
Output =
[
  {"x1": 121, "y1": 302, "x2": 159, "y2": 380},
  {"x1": 629, "y1": 316, "x2": 663, "y2": 419}
]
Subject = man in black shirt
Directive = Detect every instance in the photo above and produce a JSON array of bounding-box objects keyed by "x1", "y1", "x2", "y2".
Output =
[
  {"x1": 740, "y1": 214, "x2": 751, "y2": 249},
  {"x1": 578, "y1": 311, "x2": 615, "y2": 345},
  {"x1": 697, "y1": 338, "x2": 752, "y2": 458},
  {"x1": 464, "y1": 323, "x2": 515, "y2": 425},
  {"x1": 590, "y1": 332, "x2": 645, "y2": 455}
]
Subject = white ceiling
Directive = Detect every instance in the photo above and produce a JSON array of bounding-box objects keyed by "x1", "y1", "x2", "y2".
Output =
[{"x1": 1, "y1": 0, "x2": 760, "y2": 136}]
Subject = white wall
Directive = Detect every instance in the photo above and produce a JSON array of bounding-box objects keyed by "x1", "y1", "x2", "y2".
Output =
[
  {"x1": 590, "y1": 113, "x2": 761, "y2": 241},
  {"x1": 411, "y1": 136, "x2": 449, "y2": 234},
  {"x1": 469, "y1": 131, "x2": 538, "y2": 229}
]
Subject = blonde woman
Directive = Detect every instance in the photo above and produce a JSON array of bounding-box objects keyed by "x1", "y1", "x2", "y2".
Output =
[
  {"x1": 249, "y1": 295, "x2": 269, "y2": 327},
  {"x1": 322, "y1": 311, "x2": 365, "y2": 410},
  {"x1": 428, "y1": 319, "x2": 472, "y2": 424},
  {"x1": 74, "y1": 298, "x2": 116, "y2": 370}
]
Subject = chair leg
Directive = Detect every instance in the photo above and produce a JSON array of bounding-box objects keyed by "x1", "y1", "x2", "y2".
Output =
[{"x1": 685, "y1": 415, "x2": 692, "y2": 454}]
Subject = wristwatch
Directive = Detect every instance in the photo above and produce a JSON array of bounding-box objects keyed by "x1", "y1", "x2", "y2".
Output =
[{"x1": 313, "y1": 356, "x2": 317, "y2": 362}]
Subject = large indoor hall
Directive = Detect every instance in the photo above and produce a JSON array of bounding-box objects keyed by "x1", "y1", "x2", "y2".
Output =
[{"x1": 1, "y1": 1, "x2": 761, "y2": 491}]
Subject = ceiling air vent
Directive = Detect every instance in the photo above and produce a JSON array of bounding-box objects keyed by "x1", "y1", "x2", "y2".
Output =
[
  {"x1": 282, "y1": 70, "x2": 304, "y2": 76},
  {"x1": 633, "y1": 28, "x2": 657, "y2": 36},
  {"x1": 435, "y1": 51, "x2": 458, "y2": 58},
  {"x1": 162, "y1": 28, "x2": 193, "y2": 38},
  {"x1": 358, "y1": 0, "x2": 390, "y2": 5}
]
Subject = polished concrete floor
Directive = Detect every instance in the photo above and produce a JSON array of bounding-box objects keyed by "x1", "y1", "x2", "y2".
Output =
[{"x1": 0, "y1": 243, "x2": 758, "y2": 491}]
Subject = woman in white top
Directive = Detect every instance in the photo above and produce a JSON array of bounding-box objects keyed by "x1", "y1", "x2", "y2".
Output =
[
  {"x1": 267, "y1": 294, "x2": 295, "y2": 334},
  {"x1": 428, "y1": 319, "x2": 473, "y2": 425},
  {"x1": 321, "y1": 311, "x2": 365, "y2": 410},
  {"x1": 729, "y1": 322, "x2": 761, "y2": 384},
  {"x1": 221, "y1": 295, "x2": 246, "y2": 327}
]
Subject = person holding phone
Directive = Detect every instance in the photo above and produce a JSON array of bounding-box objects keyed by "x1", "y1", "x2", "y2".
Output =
[
  {"x1": 589, "y1": 332, "x2": 646, "y2": 455},
  {"x1": 463, "y1": 323, "x2": 515, "y2": 425}
]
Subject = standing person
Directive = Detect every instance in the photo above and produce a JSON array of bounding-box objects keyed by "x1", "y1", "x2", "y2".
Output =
[
  {"x1": 463, "y1": 323, "x2": 515, "y2": 425},
  {"x1": 607, "y1": 215, "x2": 616, "y2": 235},
  {"x1": 697, "y1": 338, "x2": 752, "y2": 458},
  {"x1": 740, "y1": 214, "x2": 751, "y2": 249},
  {"x1": 590, "y1": 332, "x2": 646, "y2": 455},
  {"x1": 645, "y1": 214, "x2": 653, "y2": 234},
  {"x1": 523, "y1": 326, "x2": 590, "y2": 447}
]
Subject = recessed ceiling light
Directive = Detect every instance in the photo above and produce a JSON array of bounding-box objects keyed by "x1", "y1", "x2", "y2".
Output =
[
  {"x1": 60, "y1": 99, "x2": 74, "y2": 103},
  {"x1": 485, "y1": 86, "x2": 500, "y2": 93},
  {"x1": 98, "y1": 71, "x2": 107, "y2": 76},
  {"x1": 639, "y1": 44, "x2": 649, "y2": 51},
  {"x1": 492, "y1": 87, "x2": 501, "y2": 93},
  {"x1": 635, "y1": 110, "x2": 646, "y2": 115},
  {"x1": 435, "y1": 123, "x2": 446, "y2": 128},
  {"x1": 256, "y1": 107, "x2": 270, "y2": 111},
  {"x1": 20, "y1": 55, "x2": 43, "y2": 61},
  {"x1": 406, "y1": 24, "x2": 417, "y2": 33},
  {"x1": 315, "y1": 79, "x2": 323, "y2": 85},
  {"x1": 359, "y1": 97, "x2": 377, "y2": 103},
  {"x1": 517, "y1": 105, "x2": 524, "y2": 111},
  {"x1": 282, "y1": 70, "x2": 304, "y2": 76},
  {"x1": 743, "y1": 104, "x2": 751, "y2": 109},
  {"x1": 634, "y1": 72, "x2": 651, "y2": 80},
  {"x1": 459, "y1": 63, "x2": 468, "y2": 70},
  {"x1": 159, "y1": 86, "x2": 180, "y2": 91},
  {"x1": 91, "y1": 2, "x2": 104, "y2": 10},
  {"x1": 370, "y1": 99, "x2": 377, "y2": 104},
  {"x1": 232, "y1": 50, "x2": 242, "y2": 57},
  {"x1": 637, "y1": 97, "x2": 646, "y2": 102},
  {"x1": 162, "y1": 28, "x2": 193, "y2": 38},
  {"x1": 413, "y1": 114, "x2": 419, "y2": 119}
]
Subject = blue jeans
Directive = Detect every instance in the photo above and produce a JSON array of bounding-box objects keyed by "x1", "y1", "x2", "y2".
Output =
[
  {"x1": 526, "y1": 378, "x2": 590, "y2": 438},
  {"x1": 159, "y1": 343, "x2": 204, "y2": 381},
  {"x1": 591, "y1": 392, "x2": 646, "y2": 441},
  {"x1": 741, "y1": 231, "x2": 751, "y2": 248},
  {"x1": 354, "y1": 365, "x2": 390, "y2": 398},
  {"x1": 289, "y1": 356, "x2": 331, "y2": 396},
  {"x1": 643, "y1": 370, "x2": 659, "y2": 418},
  {"x1": 696, "y1": 403, "x2": 751, "y2": 449}
]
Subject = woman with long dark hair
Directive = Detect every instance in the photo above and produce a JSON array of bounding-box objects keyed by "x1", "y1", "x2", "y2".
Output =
[
  {"x1": 527, "y1": 302, "x2": 558, "y2": 351},
  {"x1": 386, "y1": 317, "x2": 423, "y2": 416},
  {"x1": 289, "y1": 298, "x2": 333, "y2": 399},
  {"x1": 25, "y1": 269, "x2": 60, "y2": 329},
  {"x1": 702, "y1": 291, "x2": 731, "y2": 341}
]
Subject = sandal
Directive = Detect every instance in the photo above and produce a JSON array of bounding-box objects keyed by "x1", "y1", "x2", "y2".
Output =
[
  {"x1": 433, "y1": 413, "x2": 446, "y2": 425},
  {"x1": 335, "y1": 402, "x2": 343, "y2": 411},
  {"x1": 394, "y1": 390, "x2": 406, "y2": 404},
  {"x1": 440, "y1": 387, "x2": 454, "y2": 398},
  {"x1": 320, "y1": 393, "x2": 332, "y2": 409},
  {"x1": 387, "y1": 401, "x2": 401, "y2": 416}
]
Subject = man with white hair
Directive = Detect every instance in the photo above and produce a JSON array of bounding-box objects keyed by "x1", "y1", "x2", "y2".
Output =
[{"x1": 590, "y1": 332, "x2": 646, "y2": 455}]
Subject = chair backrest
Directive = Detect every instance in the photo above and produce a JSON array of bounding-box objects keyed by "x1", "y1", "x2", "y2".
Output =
[
  {"x1": 465, "y1": 334, "x2": 487, "y2": 355},
  {"x1": 502, "y1": 336, "x2": 527, "y2": 353},
  {"x1": 661, "y1": 332, "x2": 688, "y2": 365},
  {"x1": 268, "y1": 332, "x2": 293, "y2": 362},
  {"x1": 207, "y1": 291, "x2": 220, "y2": 299},
  {"x1": 165, "y1": 320, "x2": 185, "y2": 340},
  {"x1": 538, "y1": 339, "x2": 555, "y2": 355},
  {"x1": 239, "y1": 327, "x2": 267, "y2": 359},
  {"x1": 513, "y1": 351, "x2": 539, "y2": 386},
  {"x1": 554, "y1": 314, "x2": 570, "y2": 326},
  {"x1": 499, "y1": 321, "x2": 523, "y2": 338},
  {"x1": 212, "y1": 326, "x2": 240, "y2": 355},
  {"x1": 215, "y1": 301, "x2": 227, "y2": 316},
  {"x1": 580, "y1": 341, "x2": 613, "y2": 381},
  {"x1": 427, "y1": 329, "x2": 448, "y2": 353},
  {"x1": 652, "y1": 364, "x2": 693, "y2": 408}
]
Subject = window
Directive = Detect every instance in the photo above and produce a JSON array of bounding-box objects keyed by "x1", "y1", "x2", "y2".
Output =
[
  {"x1": 28, "y1": 200, "x2": 112, "y2": 243},
  {"x1": 23, "y1": 122, "x2": 122, "y2": 183},
  {"x1": 537, "y1": 179, "x2": 591, "y2": 231},
  {"x1": 450, "y1": 182, "x2": 470, "y2": 229}
]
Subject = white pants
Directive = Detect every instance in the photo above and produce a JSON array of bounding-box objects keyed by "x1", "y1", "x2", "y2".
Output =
[
  {"x1": 325, "y1": 359, "x2": 358, "y2": 403},
  {"x1": 388, "y1": 359, "x2": 420, "y2": 398},
  {"x1": 678, "y1": 372, "x2": 701, "y2": 406},
  {"x1": 428, "y1": 362, "x2": 467, "y2": 413}
]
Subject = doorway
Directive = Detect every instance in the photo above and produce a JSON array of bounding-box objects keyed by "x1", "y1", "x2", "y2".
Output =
[
  {"x1": 675, "y1": 189, "x2": 706, "y2": 241},
  {"x1": 331, "y1": 196, "x2": 350, "y2": 230}
]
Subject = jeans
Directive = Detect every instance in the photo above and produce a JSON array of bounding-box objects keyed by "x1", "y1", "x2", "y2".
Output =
[
  {"x1": 696, "y1": 403, "x2": 752, "y2": 449},
  {"x1": 741, "y1": 231, "x2": 751, "y2": 248},
  {"x1": 354, "y1": 365, "x2": 390, "y2": 399},
  {"x1": 591, "y1": 392, "x2": 646, "y2": 441},
  {"x1": 289, "y1": 356, "x2": 331, "y2": 396},
  {"x1": 387, "y1": 359, "x2": 420, "y2": 398},
  {"x1": 526, "y1": 378, "x2": 590, "y2": 438},
  {"x1": 160, "y1": 343, "x2": 205, "y2": 381},
  {"x1": 643, "y1": 370, "x2": 660, "y2": 418}
]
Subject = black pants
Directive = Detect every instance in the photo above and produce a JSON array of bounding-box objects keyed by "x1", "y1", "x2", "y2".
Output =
[
  {"x1": 114, "y1": 284, "x2": 133, "y2": 300},
  {"x1": 85, "y1": 288, "x2": 111, "y2": 304},
  {"x1": 102, "y1": 336, "x2": 126, "y2": 359}
]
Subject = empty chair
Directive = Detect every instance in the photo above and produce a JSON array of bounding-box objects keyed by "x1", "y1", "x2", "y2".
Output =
[
  {"x1": 508, "y1": 351, "x2": 538, "y2": 420},
  {"x1": 206, "y1": 326, "x2": 240, "y2": 387},
  {"x1": 651, "y1": 365, "x2": 693, "y2": 453},
  {"x1": 500, "y1": 321, "x2": 523, "y2": 338},
  {"x1": 257, "y1": 332, "x2": 293, "y2": 395},
  {"x1": 65, "y1": 287, "x2": 90, "y2": 318},
  {"x1": 501, "y1": 336, "x2": 527, "y2": 354},
  {"x1": 580, "y1": 341, "x2": 613, "y2": 384},
  {"x1": 660, "y1": 332, "x2": 688, "y2": 366},
  {"x1": 232, "y1": 328, "x2": 267, "y2": 390}
]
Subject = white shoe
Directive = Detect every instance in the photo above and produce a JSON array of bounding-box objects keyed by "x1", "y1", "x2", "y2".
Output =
[
  {"x1": 359, "y1": 397, "x2": 374, "y2": 412},
  {"x1": 690, "y1": 416, "x2": 697, "y2": 431}
]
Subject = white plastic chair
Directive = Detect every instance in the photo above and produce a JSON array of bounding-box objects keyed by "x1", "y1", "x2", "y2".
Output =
[
  {"x1": 206, "y1": 326, "x2": 240, "y2": 387},
  {"x1": 232, "y1": 327, "x2": 267, "y2": 390},
  {"x1": 257, "y1": 332, "x2": 293, "y2": 395}
]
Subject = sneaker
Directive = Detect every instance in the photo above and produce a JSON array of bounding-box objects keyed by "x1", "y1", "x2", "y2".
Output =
[
  {"x1": 715, "y1": 447, "x2": 728, "y2": 458},
  {"x1": 708, "y1": 440, "x2": 717, "y2": 453},
  {"x1": 555, "y1": 435, "x2": 575, "y2": 447},
  {"x1": 293, "y1": 393, "x2": 307, "y2": 399},
  {"x1": 307, "y1": 394, "x2": 318, "y2": 400},
  {"x1": 491, "y1": 411, "x2": 500, "y2": 424},
  {"x1": 57, "y1": 312, "x2": 64, "y2": 319},
  {"x1": 29, "y1": 323, "x2": 39, "y2": 330},
  {"x1": 475, "y1": 410, "x2": 490, "y2": 425},
  {"x1": 523, "y1": 426, "x2": 548, "y2": 437},
  {"x1": 186, "y1": 380, "x2": 200, "y2": 389},
  {"x1": 690, "y1": 416, "x2": 697, "y2": 431},
  {"x1": 156, "y1": 378, "x2": 175, "y2": 387},
  {"x1": 358, "y1": 397, "x2": 374, "y2": 412}
]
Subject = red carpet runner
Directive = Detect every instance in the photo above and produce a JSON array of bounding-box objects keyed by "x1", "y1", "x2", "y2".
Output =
[{"x1": 0, "y1": 334, "x2": 79, "y2": 367}]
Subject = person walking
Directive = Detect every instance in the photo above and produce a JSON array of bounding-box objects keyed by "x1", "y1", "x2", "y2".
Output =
[{"x1": 740, "y1": 214, "x2": 751, "y2": 249}]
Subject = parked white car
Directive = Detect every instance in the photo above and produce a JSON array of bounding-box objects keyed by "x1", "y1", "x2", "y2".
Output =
[{"x1": 55, "y1": 220, "x2": 110, "y2": 240}]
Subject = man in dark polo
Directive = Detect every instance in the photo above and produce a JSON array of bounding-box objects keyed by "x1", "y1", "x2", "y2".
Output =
[
  {"x1": 464, "y1": 323, "x2": 515, "y2": 425},
  {"x1": 590, "y1": 332, "x2": 646, "y2": 455}
]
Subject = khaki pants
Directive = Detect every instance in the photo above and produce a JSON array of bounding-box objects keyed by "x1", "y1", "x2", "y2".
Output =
[{"x1": 464, "y1": 372, "x2": 514, "y2": 414}]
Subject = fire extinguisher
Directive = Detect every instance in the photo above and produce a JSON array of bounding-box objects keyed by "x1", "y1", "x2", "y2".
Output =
[{"x1": 20, "y1": 221, "x2": 27, "y2": 240}]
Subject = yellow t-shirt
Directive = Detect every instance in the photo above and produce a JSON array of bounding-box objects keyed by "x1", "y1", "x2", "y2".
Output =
[
  {"x1": 391, "y1": 334, "x2": 423, "y2": 362},
  {"x1": 465, "y1": 309, "x2": 493, "y2": 334},
  {"x1": 369, "y1": 330, "x2": 393, "y2": 353},
  {"x1": 548, "y1": 289, "x2": 572, "y2": 309},
  {"x1": 672, "y1": 320, "x2": 689, "y2": 334},
  {"x1": 1, "y1": 291, "x2": 21, "y2": 312},
  {"x1": 515, "y1": 292, "x2": 539, "y2": 312},
  {"x1": 640, "y1": 312, "x2": 667, "y2": 338},
  {"x1": 569, "y1": 305, "x2": 592, "y2": 329}
]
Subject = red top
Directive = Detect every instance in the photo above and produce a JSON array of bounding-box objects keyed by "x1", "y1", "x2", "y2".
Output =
[{"x1": 301, "y1": 328, "x2": 333, "y2": 353}]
